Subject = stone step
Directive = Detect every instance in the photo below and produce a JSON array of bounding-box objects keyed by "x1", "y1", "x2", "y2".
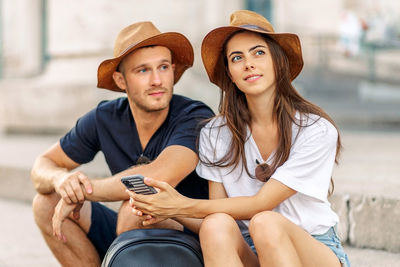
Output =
[
  {"x1": 0, "y1": 198, "x2": 399, "y2": 267},
  {"x1": 1, "y1": 131, "x2": 399, "y2": 256}
]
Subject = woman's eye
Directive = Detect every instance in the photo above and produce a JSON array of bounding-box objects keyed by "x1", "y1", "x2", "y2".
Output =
[
  {"x1": 231, "y1": 55, "x2": 241, "y2": 62},
  {"x1": 255, "y1": 50, "x2": 265, "y2": 56}
]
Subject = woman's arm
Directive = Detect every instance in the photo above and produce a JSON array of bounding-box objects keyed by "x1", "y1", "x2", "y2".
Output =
[
  {"x1": 130, "y1": 177, "x2": 296, "y2": 220},
  {"x1": 169, "y1": 181, "x2": 227, "y2": 232},
  {"x1": 134, "y1": 181, "x2": 228, "y2": 233},
  {"x1": 208, "y1": 180, "x2": 228, "y2": 199}
]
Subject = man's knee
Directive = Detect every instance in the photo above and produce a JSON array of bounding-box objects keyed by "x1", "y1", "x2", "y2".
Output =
[
  {"x1": 32, "y1": 193, "x2": 59, "y2": 231},
  {"x1": 116, "y1": 200, "x2": 142, "y2": 235},
  {"x1": 116, "y1": 201, "x2": 183, "y2": 235},
  {"x1": 32, "y1": 193, "x2": 59, "y2": 221}
]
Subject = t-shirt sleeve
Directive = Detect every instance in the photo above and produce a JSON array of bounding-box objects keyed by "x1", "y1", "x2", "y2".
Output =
[
  {"x1": 195, "y1": 124, "x2": 225, "y2": 183},
  {"x1": 60, "y1": 108, "x2": 100, "y2": 164},
  {"x1": 271, "y1": 121, "x2": 338, "y2": 201},
  {"x1": 165, "y1": 105, "x2": 214, "y2": 152}
]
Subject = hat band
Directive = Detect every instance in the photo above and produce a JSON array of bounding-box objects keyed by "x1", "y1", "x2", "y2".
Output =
[
  {"x1": 118, "y1": 42, "x2": 140, "y2": 57},
  {"x1": 240, "y1": 24, "x2": 270, "y2": 32}
]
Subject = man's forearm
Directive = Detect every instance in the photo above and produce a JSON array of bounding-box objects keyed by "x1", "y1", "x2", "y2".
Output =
[
  {"x1": 84, "y1": 165, "x2": 146, "y2": 202},
  {"x1": 83, "y1": 146, "x2": 198, "y2": 202},
  {"x1": 84, "y1": 175, "x2": 128, "y2": 202},
  {"x1": 31, "y1": 157, "x2": 68, "y2": 194}
]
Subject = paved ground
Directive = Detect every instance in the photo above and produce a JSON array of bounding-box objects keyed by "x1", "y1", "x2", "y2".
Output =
[{"x1": 0, "y1": 198, "x2": 59, "y2": 267}]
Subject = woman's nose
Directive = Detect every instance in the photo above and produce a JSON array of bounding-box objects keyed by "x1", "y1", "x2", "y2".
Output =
[{"x1": 244, "y1": 59, "x2": 255, "y2": 70}]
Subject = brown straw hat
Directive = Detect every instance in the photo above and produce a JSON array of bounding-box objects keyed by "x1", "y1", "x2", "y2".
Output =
[
  {"x1": 97, "y1": 21, "x2": 194, "y2": 92},
  {"x1": 201, "y1": 10, "x2": 303, "y2": 89}
]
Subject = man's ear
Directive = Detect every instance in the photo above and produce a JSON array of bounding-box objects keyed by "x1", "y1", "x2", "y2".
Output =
[{"x1": 112, "y1": 71, "x2": 127, "y2": 91}]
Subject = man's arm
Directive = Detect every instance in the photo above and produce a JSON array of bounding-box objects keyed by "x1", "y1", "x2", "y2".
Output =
[
  {"x1": 86, "y1": 144, "x2": 199, "y2": 202},
  {"x1": 31, "y1": 141, "x2": 92, "y2": 204}
]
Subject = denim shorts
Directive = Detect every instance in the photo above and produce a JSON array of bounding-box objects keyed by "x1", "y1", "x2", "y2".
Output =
[
  {"x1": 312, "y1": 226, "x2": 351, "y2": 267},
  {"x1": 242, "y1": 230, "x2": 257, "y2": 254},
  {"x1": 241, "y1": 224, "x2": 350, "y2": 266}
]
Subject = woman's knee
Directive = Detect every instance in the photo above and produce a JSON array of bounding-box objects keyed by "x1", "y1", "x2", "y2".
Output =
[
  {"x1": 199, "y1": 213, "x2": 237, "y2": 243},
  {"x1": 249, "y1": 211, "x2": 286, "y2": 245}
]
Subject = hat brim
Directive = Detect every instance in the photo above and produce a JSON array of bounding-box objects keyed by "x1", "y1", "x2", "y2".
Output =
[
  {"x1": 97, "y1": 32, "x2": 194, "y2": 92},
  {"x1": 201, "y1": 26, "x2": 303, "y2": 89}
]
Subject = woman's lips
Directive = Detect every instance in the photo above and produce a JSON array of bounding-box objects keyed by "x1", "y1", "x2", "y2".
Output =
[{"x1": 244, "y1": 74, "x2": 262, "y2": 82}]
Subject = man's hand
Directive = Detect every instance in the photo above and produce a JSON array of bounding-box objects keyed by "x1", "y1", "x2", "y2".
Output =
[
  {"x1": 52, "y1": 199, "x2": 83, "y2": 242},
  {"x1": 53, "y1": 171, "x2": 92, "y2": 204}
]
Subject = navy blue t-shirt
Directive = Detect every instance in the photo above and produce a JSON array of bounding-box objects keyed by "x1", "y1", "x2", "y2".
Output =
[{"x1": 60, "y1": 94, "x2": 214, "y2": 199}]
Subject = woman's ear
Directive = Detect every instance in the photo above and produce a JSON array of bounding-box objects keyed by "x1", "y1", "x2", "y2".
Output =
[{"x1": 112, "y1": 71, "x2": 127, "y2": 91}]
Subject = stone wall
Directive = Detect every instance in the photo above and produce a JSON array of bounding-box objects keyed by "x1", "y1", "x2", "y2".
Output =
[
  {"x1": 0, "y1": 0, "x2": 242, "y2": 133},
  {"x1": 330, "y1": 194, "x2": 400, "y2": 253}
]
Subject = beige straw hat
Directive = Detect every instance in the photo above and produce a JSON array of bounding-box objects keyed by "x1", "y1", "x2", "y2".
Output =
[
  {"x1": 97, "y1": 21, "x2": 194, "y2": 92},
  {"x1": 201, "y1": 10, "x2": 303, "y2": 89}
]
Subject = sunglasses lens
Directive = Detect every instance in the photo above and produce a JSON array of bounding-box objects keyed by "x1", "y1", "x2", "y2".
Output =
[
  {"x1": 255, "y1": 163, "x2": 271, "y2": 182},
  {"x1": 136, "y1": 156, "x2": 151, "y2": 165}
]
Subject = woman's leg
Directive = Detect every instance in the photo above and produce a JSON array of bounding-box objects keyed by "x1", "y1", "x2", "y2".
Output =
[
  {"x1": 249, "y1": 211, "x2": 341, "y2": 267},
  {"x1": 199, "y1": 213, "x2": 259, "y2": 267}
]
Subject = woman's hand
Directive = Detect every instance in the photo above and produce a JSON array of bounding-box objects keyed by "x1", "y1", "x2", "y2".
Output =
[
  {"x1": 126, "y1": 177, "x2": 191, "y2": 219},
  {"x1": 128, "y1": 197, "x2": 167, "y2": 227}
]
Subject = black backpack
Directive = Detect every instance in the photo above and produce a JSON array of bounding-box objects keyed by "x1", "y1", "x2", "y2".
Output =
[{"x1": 102, "y1": 228, "x2": 204, "y2": 267}]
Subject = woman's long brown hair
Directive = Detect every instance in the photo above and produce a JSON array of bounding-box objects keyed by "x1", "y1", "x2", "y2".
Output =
[{"x1": 200, "y1": 31, "x2": 342, "y2": 194}]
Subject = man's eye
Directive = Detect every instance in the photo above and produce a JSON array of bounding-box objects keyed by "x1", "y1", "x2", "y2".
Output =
[
  {"x1": 138, "y1": 68, "x2": 147, "y2": 73},
  {"x1": 160, "y1": 65, "x2": 169, "y2": 70}
]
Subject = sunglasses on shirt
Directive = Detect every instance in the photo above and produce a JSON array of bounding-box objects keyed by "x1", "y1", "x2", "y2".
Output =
[
  {"x1": 136, "y1": 155, "x2": 151, "y2": 165},
  {"x1": 255, "y1": 159, "x2": 271, "y2": 182}
]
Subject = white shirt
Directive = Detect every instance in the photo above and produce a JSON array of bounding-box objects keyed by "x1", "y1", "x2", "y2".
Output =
[{"x1": 196, "y1": 113, "x2": 339, "y2": 235}]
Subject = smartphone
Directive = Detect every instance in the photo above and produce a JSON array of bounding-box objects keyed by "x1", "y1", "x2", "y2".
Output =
[{"x1": 121, "y1": 174, "x2": 157, "y2": 195}]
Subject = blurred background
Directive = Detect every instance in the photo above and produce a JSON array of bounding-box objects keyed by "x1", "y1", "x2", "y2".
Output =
[
  {"x1": 0, "y1": 0, "x2": 399, "y2": 133},
  {"x1": 0, "y1": 0, "x2": 399, "y2": 266}
]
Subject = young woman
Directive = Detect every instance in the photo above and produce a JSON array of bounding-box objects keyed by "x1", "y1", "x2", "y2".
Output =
[{"x1": 127, "y1": 10, "x2": 351, "y2": 267}]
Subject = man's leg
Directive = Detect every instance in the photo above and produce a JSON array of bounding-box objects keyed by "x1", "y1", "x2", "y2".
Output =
[
  {"x1": 116, "y1": 200, "x2": 183, "y2": 235},
  {"x1": 32, "y1": 193, "x2": 100, "y2": 267}
]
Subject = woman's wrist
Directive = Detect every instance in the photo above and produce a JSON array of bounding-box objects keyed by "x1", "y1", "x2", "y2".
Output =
[{"x1": 181, "y1": 197, "x2": 209, "y2": 218}]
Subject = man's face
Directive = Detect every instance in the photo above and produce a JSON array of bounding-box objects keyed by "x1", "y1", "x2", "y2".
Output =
[{"x1": 115, "y1": 46, "x2": 175, "y2": 113}]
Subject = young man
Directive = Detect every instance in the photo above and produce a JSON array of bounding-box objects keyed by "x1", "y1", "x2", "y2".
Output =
[{"x1": 31, "y1": 21, "x2": 214, "y2": 266}]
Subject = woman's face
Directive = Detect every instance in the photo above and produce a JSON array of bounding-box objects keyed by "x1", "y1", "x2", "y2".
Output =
[{"x1": 225, "y1": 31, "x2": 276, "y2": 97}]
